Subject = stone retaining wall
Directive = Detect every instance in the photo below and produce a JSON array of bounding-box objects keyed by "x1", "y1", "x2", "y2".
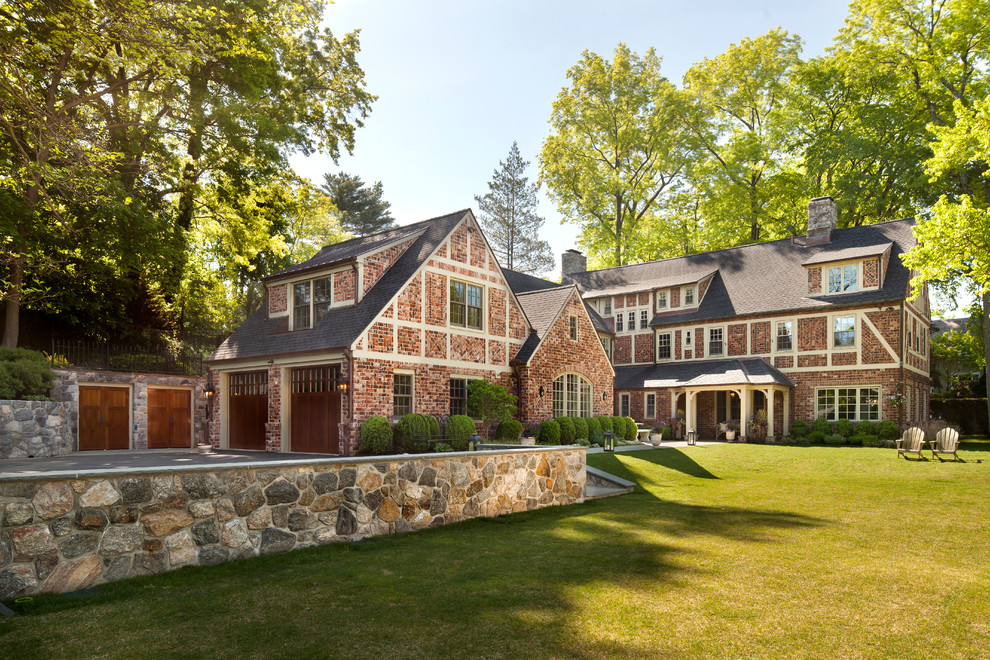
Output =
[
  {"x1": 0, "y1": 447, "x2": 585, "y2": 598},
  {"x1": 0, "y1": 400, "x2": 76, "y2": 459}
]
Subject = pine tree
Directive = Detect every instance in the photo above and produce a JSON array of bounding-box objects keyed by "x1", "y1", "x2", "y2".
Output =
[
  {"x1": 475, "y1": 142, "x2": 554, "y2": 274},
  {"x1": 322, "y1": 173, "x2": 396, "y2": 236}
]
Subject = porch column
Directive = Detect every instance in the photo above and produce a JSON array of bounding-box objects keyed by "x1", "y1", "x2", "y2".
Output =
[
  {"x1": 783, "y1": 389, "x2": 791, "y2": 436},
  {"x1": 686, "y1": 390, "x2": 697, "y2": 437},
  {"x1": 740, "y1": 387, "x2": 750, "y2": 440},
  {"x1": 767, "y1": 387, "x2": 775, "y2": 438}
]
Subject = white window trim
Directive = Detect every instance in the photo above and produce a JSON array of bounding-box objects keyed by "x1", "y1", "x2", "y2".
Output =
[
  {"x1": 615, "y1": 304, "x2": 651, "y2": 335},
  {"x1": 449, "y1": 375, "x2": 482, "y2": 418},
  {"x1": 831, "y1": 312, "x2": 858, "y2": 351},
  {"x1": 290, "y1": 275, "x2": 335, "y2": 332},
  {"x1": 393, "y1": 369, "x2": 415, "y2": 418},
  {"x1": 774, "y1": 319, "x2": 795, "y2": 353},
  {"x1": 657, "y1": 331, "x2": 673, "y2": 362},
  {"x1": 706, "y1": 325, "x2": 727, "y2": 357},
  {"x1": 619, "y1": 392, "x2": 631, "y2": 418},
  {"x1": 681, "y1": 285, "x2": 698, "y2": 308},
  {"x1": 449, "y1": 278, "x2": 486, "y2": 332},
  {"x1": 815, "y1": 258, "x2": 879, "y2": 297},
  {"x1": 552, "y1": 372, "x2": 594, "y2": 418},
  {"x1": 569, "y1": 315, "x2": 579, "y2": 341},
  {"x1": 815, "y1": 385, "x2": 882, "y2": 422},
  {"x1": 645, "y1": 392, "x2": 657, "y2": 419},
  {"x1": 656, "y1": 290, "x2": 668, "y2": 311}
]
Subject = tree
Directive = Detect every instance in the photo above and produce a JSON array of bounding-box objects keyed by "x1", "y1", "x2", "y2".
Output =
[
  {"x1": 467, "y1": 379, "x2": 518, "y2": 441},
  {"x1": 322, "y1": 173, "x2": 396, "y2": 236},
  {"x1": 682, "y1": 29, "x2": 807, "y2": 244},
  {"x1": 930, "y1": 329, "x2": 981, "y2": 391},
  {"x1": 540, "y1": 44, "x2": 686, "y2": 267},
  {"x1": 474, "y1": 142, "x2": 554, "y2": 274}
]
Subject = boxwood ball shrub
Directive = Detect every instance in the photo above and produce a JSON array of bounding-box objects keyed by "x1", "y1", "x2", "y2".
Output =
[
  {"x1": 808, "y1": 430, "x2": 827, "y2": 444},
  {"x1": 496, "y1": 419, "x2": 523, "y2": 442},
  {"x1": 537, "y1": 420, "x2": 561, "y2": 445},
  {"x1": 876, "y1": 420, "x2": 899, "y2": 440},
  {"x1": 554, "y1": 416, "x2": 576, "y2": 445},
  {"x1": 789, "y1": 419, "x2": 810, "y2": 439},
  {"x1": 812, "y1": 417, "x2": 832, "y2": 435},
  {"x1": 395, "y1": 414, "x2": 440, "y2": 453},
  {"x1": 575, "y1": 437, "x2": 591, "y2": 447},
  {"x1": 623, "y1": 417, "x2": 637, "y2": 442},
  {"x1": 571, "y1": 416, "x2": 589, "y2": 441},
  {"x1": 587, "y1": 417, "x2": 604, "y2": 446},
  {"x1": 0, "y1": 347, "x2": 55, "y2": 400},
  {"x1": 447, "y1": 414, "x2": 476, "y2": 451},
  {"x1": 834, "y1": 419, "x2": 854, "y2": 438},
  {"x1": 824, "y1": 433, "x2": 846, "y2": 445},
  {"x1": 855, "y1": 420, "x2": 877, "y2": 436},
  {"x1": 597, "y1": 416, "x2": 613, "y2": 433},
  {"x1": 611, "y1": 416, "x2": 626, "y2": 438},
  {"x1": 360, "y1": 416, "x2": 393, "y2": 455}
]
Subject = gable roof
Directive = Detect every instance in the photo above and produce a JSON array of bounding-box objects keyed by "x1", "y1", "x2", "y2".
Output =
[
  {"x1": 615, "y1": 358, "x2": 795, "y2": 390},
  {"x1": 565, "y1": 218, "x2": 918, "y2": 327},
  {"x1": 510, "y1": 286, "x2": 576, "y2": 365},
  {"x1": 209, "y1": 210, "x2": 470, "y2": 363},
  {"x1": 501, "y1": 268, "x2": 612, "y2": 335}
]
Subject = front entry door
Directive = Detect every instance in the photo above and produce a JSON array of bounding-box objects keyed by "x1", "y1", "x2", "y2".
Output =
[
  {"x1": 148, "y1": 388, "x2": 192, "y2": 448},
  {"x1": 79, "y1": 385, "x2": 130, "y2": 450},
  {"x1": 290, "y1": 366, "x2": 340, "y2": 454}
]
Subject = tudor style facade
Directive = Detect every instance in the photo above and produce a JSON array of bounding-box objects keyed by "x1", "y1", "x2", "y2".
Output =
[
  {"x1": 565, "y1": 197, "x2": 931, "y2": 439},
  {"x1": 207, "y1": 210, "x2": 614, "y2": 455}
]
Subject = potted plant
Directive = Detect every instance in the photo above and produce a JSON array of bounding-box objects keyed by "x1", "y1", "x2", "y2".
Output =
[
  {"x1": 726, "y1": 420, "x2": 739, "y2": 441},
  {"x1": 649, "y1": 423, "x2": 666, "y2": 446},
  {"x1": 748, "y1": 410, "x2": 768, "y2": 442},
  {"x1": 519, "y1": 424, "x2": 537, "y2": 446},
  {"x1": 672, "y1": 410, "x2": 686, "y2": 440}
]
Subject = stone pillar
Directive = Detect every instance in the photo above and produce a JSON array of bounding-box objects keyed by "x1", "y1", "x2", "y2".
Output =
[{"x1": 265, "y1": 364, "x2": 282, "y2": 452}]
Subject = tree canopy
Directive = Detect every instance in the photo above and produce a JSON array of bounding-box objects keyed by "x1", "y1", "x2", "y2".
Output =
[{"x1": 321, "y1": 172, "x2": 396, "y2": 236}]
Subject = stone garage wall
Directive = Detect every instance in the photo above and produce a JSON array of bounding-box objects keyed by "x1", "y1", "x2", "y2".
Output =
[
  {"x1": 0, "y1": 447, "x2": 586, "y2": 598},
  {"x1": 0, "y1": 400, "x2": 76, "y2": 459}
]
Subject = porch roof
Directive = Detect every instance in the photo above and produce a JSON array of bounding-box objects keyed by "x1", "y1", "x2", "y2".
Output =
[{"x1": 615, "y1": 358, "x2": 795, "y2": 390}]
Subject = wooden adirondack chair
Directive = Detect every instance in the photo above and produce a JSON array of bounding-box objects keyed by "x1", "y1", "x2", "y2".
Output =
[
  {"x1": 931, "y1": 427, "x2": 961, "y2": 461},
  {"x1": 896, "y1": 427, "x2": 926, "y2": 459}
]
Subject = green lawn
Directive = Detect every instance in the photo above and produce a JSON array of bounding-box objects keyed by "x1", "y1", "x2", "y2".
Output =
[{"x1": 3, "y1": 441, "x2": 990, "y2": 659}]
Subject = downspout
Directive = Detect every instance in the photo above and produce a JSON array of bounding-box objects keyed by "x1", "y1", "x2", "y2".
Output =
[{"x1": 899, "y1": 300, "x2": 905, "y2": 430}]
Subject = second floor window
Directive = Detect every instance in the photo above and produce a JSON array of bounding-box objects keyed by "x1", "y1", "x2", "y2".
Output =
[
  {"x1": 684, "y1": 287, "x2": 695, "y2": 305},
  {"x1": 640, "y1": 309, "x2": 649, "y2": 330},
  {"x1": 828, "y1": 264, "x2": 858, "y2": 293},
  {"x1": 616, "y1": 314, "x2": 623, "y2": 332},
  {"x1": 604, "y1": 299, "x2": 612, "y2": 316},
  {"x1": 657, "y1": 333, "x2": 672, "y2": 360},
  {"x1": 708, "y1": 328, "x2": 724, "y2": 356},
  {"x1": 570, "y1": 315, "x2": 578, "y2": 340},
  {"x1": 776, "y1": 321, "x2": 793, "y2": 351},
  {"x1": 657, "y1": 291, "x2": 667, "y2": 309},
  {"x1": 450, "y1": 280, "x2": 483, "y2": 330},
  {"x1": 292, "y1": 276, "x2": 333, "y2": 330},
  {"x1": 833, "y1": 315, "x2": 856, "y2": 348}
]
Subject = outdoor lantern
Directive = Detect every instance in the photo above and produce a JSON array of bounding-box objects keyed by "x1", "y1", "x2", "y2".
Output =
[
  {"x1": 204, "y1": 385, "x2": 215, "y2": 399},
  {"x1": 604, "y1": 431, "x2": 615, "y2": 452},
  {"x1": 336, "y1": 379, "x2": 349, "y2": 394},
  {"x1": 468, "y1": 433, "x2": 482, "y2": 451},
  {"x1": 687, "y1": 429, "x2": 697, "y2": 446}
]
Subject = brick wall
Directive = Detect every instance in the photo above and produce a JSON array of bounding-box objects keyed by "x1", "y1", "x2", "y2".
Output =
[
  {"x1": 397, "y1": 274, "x2": 421, "y2": 322},
  {"x1": 751, "y1": 321, "x2": 770, "y2": 354},
  {"x1": 334, "y1": 270, "x2": 355, "y2": 302},
  {"x1": 614, "y1": 336, "x2": 632, "y2": 364},
  {"x1": 728, "y1": 323, "x2": 747, "y2": 356},
  {"x1": 634, "y1": 333, "x2": 654, "y2": 363},
  {"x1": 363, "y1": 238, "x2": 415, "y2": 294},
  {"x1": 807, "y1": 267, "x2": 822, "y2": 294},
  {"x1": 863, "y1": 258, "x2": 879, "y2": 287},
  {"x1": 268, "y1": 284, "x2": 287, "y2": 315},
  {"x1": 798, "y1": 317, "x2": 827, "y2": 351},
  {"x1": 265, "y1": 364, "x2": 282, "y2": 453}
]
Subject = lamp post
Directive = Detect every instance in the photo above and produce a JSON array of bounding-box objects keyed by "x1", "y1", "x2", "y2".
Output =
[
  {"x1": 604, "y1": 431, "x2": 615, "y2": 452},
  {"x1": 686, "y1": 429, "x2": 697, "y2": 446}
]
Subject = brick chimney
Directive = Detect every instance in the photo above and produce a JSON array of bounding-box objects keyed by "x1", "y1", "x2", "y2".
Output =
[
  {"x1": 807, "y1": 196, "x2": 837, "y2": 246},
  {"x1": 561, "y1": 249, "x2": 587, "y2": 277}
]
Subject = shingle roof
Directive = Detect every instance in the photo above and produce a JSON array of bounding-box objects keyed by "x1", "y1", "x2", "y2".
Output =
[
  {"x1": 501, "y1": 269, "x2": 559, "y2": 293},
  {"x1": 614, "y1": 359, "x2": 795, "y2": 390},
  {"x1": 932, "y1": 317, "x2": 969, "y2": 336},
  {"x1": 208, "y1": 210, "x2": 470, "y2": 363},
  {"x1": 565, "y1": 218, "x2": 917, "y2": 327},
  {"x1": 801, "y1": 242, "x2": 891, "y2": 266},
  {"x1": 584, "y1": 304, "x2": 613, "y2": 335},
  {"x1": 573, "y1": 268, "x2": 718, "y2": 299},
  {"x1": 510, "y1": 286, "x2": 576, "y2": 364}
]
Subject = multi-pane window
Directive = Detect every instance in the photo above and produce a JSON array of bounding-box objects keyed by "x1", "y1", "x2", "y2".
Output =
[
  {"x1": 616, "y1": 306, "x2": 650, "y2": 334},
  {"x1": 816, "y1": 387, "x2": 880, "y2": 421},
  {"x1": 552, "y1": 373, "x2": 592, "y2": 417},
  {"x1": 600, "y1": 337, "x2": 613, "y2": 361},
  {"x1": 627, "y1": 311, "x2": 636, "y2": 331},
  {"x1": 708, "y1": 327, "x2": 724, "y2": 356},
  {"x1": 645, "y1": 393, "x2": 656, "y2": 419},
  {"x1": 685, "y1": 330, "x2": 692, "y2": 347},
  {"x1": 570, "y1": 315, "x2": 578, "y2": 340},
  {"x1": 833, "y1": 315, "x2": 856, "y2": 348},
  {"x1": 684, "y1": 287, "x2": 695, "y2": 305},
  {"x1": 449, "y1": 378, "x2": 468, "y2": 416},
  {"x1": 657, "y1": 291, "x2": 667, "y2": 309},
  {"x1": 827, "y1": 264, "x2": 858, "y2": 293},
  {"x1": 394, "y1": 373, "x2": 413, "y2": 417},
  {"x1": 604, "y1": 299, "x2": 611, "y2": 316},
  {"x1": 615, "y1": 314, "x2": 624, "y2": 332},
  {"x1": 619, "y1": 393, "x2": 630, "y2": 417},
  {"x1": 657, "y1": 333, "x2": 672, "y2": 361},
  {"x1": 776, "y1": 321, "x2": 793, "y2": 351},
  {"x1": 293, "y1": 282, "x2": 311, "y2": 329},
  {"x1": 450, "y1": 280, "x2": 483, "y2": 330},
  {"x1": 640, "y1": 309, "x2": 649, "y2": 330},
  {"x1": 293, "y1": 277, "x2": 333, "y2": 331}
]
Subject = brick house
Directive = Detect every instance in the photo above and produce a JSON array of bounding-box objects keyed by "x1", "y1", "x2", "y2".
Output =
[
  {"x1": 206, "y1": 210, "x2": 614, "y2": 455},
  {"x1": 563, "y1": 197, "x2": 931, "y2": 439}
]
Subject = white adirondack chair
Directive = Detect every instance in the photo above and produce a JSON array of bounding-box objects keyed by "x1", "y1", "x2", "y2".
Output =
[
  {"x1": 931, "y1": 427, "x2": 961, "y2": 461},
  {"x1": 896, "y1": 427, "x2": 926, "y2": 459}
]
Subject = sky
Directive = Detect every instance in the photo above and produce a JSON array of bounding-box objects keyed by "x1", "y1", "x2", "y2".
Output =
[{"x1": 288, "y1": 0, "x2": 971, "y2": 317}]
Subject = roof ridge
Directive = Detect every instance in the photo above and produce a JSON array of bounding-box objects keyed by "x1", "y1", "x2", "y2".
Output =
[{"x1": 316, "y1": 208, "x2": 470, "y2": 253}]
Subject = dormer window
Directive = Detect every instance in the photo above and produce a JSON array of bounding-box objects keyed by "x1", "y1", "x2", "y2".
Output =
[
  {"x1": 657, "y1": 291, "x2": 667, "y2": 309},
  {"x1": 604, "y1": 299, "x2": 612, "y2": 316},
  {"x1": 828, "y1": 264, "x2": 858, "y2": 293},
  {"x1": 293, "y1": 276, "x2": 332, "y2": 330},
  {"x1": 684, "y1": 286, "x2": 695, "y2": 306}
]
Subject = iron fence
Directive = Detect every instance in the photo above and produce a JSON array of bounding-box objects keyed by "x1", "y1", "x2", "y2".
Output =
[{"x1": 51, "y1": 338, "x2": 204, "y2": 377}]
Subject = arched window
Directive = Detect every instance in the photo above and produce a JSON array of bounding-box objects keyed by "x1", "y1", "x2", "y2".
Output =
[{"x1": 552, "y1": 373, "x2": 592, "y2": 417}]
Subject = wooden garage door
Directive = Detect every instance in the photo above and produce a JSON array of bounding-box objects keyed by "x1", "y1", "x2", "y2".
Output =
[
  {"x1": 148, "y1": 388, "x2": 192, "y2": 449},
  {"x1": 290, "y1": 366, "x2": 340, "y2": 454},
  {"x1": 79, "y1": 385, "x2": 130, "y2": 451},
  {"x1": 229, "y1": 371, "x2": 267, "y2": 451}
]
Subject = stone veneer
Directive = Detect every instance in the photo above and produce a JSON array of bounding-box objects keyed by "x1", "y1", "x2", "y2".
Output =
[
  {"x1": 0, "y1": 447, "x2": 586, "y2": 598},
  {"x1": 0, "y1": 401, "x2": 76, "y2": 459}
]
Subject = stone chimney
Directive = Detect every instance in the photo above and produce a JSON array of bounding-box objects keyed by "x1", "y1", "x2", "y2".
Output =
[
  {"x1": 806, "y1": 196, "x2": 837, "y2": 246},
  {"x1": 561, "y1": 249, "x2": 587, "y2": 277}
]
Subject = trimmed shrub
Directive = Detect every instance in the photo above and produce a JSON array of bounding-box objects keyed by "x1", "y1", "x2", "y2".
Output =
[
  {"x1": 571, "y1": 417, "x2": 589, "y2": 441},
  {"x1": 834, "y1": 419, "x2": 854, "y2": 438},
  {"x1": 587, "y1": 417, "x2": 604, "y2": 446},
  {"x1": 435, "y1": 443, "x2": 454, "y2": 453},
  {"x1": 611, "y1": 416, "x2": 626, "y2": 438},
  {"x1": 847, "y1": 433, "x2": 868, "y2": 446},
  {"x1": 789, "y1": 420, "x2": 810, "y2": 439},
  {"x1": 495, "y1": 419, "x2": 523, "y2": 442},
  {"x1": 360, "y1": 416, "x2": 393, "y2": 455},
  {"x1": 824, "y1": 433, "x2": 846, "y2": 445},
  {"x1": 554, "y1": 416, "x2": 576, "y2": 445},
  {"x1": 394, "y1": 414, "x2": 440, "y2": 453},
  {"x1": 808, "y1": 431, "x2": 827, "y2": 444},
  {"x1": 623, "y1": 417, "x2": 637, "y2": 442},
  {"x1": 537, "y1": 420, "x2": 561, "y2": 445},
  {"x1": 812, "y1": 417, "x2": 832, "y2": 435},
  {"x1": 861, "y1": 434, "x2": 891, "y2": 448},
  {"x1": 855, "y1": 420, "x2": 877, "y2": 436},
  {"x1": 876, "y1": 419, "x2": 899, "y2": 440},
  {"x1": 788, "y1": 434, "x2": 811, "y2": 446},
  {"x1": 446, "y1": 414, "x2": 476, "y2": 451},
  {"x1": 597, "y1": 416, "x2": 613, "y2": 433},
  {"x1": 0, "y1": 347, "x2": 55, "y2": 400},
  {"x1": 575, "y1": 437, "x2": 591, "y2": 447}
]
